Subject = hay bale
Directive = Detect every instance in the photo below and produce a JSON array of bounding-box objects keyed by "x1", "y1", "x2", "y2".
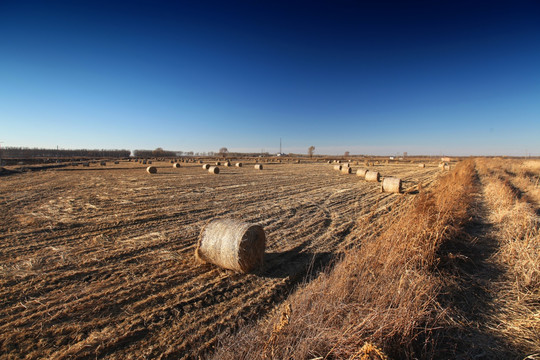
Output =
[
  {"x1": 343, "y1": 163, "x2": 350, "y2": 168},
  {"x1": 83, "y1": 162, "x2": 90, "y2": 167},
  {"x1": 365, "y1": 170, "x2": 380, "y2": 182},
  {"x1": 100, "y1": 161, "x2": 106, "y2": 166},
  {"x1": 208, "y1": 166, "x2": 220, "y2": 174},
  {"x1": 199, "y1": 160, "x2": 203, "y2": 164},
  {"x1": 443, "y1": 164, "x2": 451, "y2": 171},
  {"x1": 381, "y1": 177, "x2": 402, "y2": 193},
  {"x1": 224, "y1": 161, "x2": 231, "y2": 167},
  {"x1": 146, "y1": 166, "x2": 157, "y2": 174},
  {"x1": 114, "y1": 161, "x2": 119, "y2": 164},
  {"x1": 327, "y1": 160, "x2": 331, "y2": 164},
  {"x1": 333, "y1": 165, "x2": 342, "y2": 171},
  {"x1": 173, "y1": 163, "x2": 181, "y2": 168},
  {"x1": 215, "y1": 161, "x2": 221, "y2": 166},
  {"x1": 356, "y1": 168, "x2": 368, "y2": 177},
  {"x1": 418, "y1": 163, "x2": 425, "y2": 168},
  {"x1": 235, "y1": 162, "x2": 242, "y2": 167},
  {"x1": 254, "y1": 164, "x2": 263, "y2": 170},
  {"x1": 196, "y1": 218, "x2": 266, "y2": 273},
  {"x1": 142, "y1": 160, "x2": 147, "y2": 164},
  {"x1": 148, "y1": 160, "x2": 152, "y2": 164},
  {"x1": 202, "y1": 164, "x2": 210, "y2": 170},
  {"x1": 341, "y1": 167, "x2": 352, "y2": 174}
]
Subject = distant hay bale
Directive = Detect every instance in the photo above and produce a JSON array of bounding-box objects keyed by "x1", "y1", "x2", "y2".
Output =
[
  {"x1": 83, "y1": 162, "x2": 90, "y2": 167},
  {"x1": 235, "y1": 162, "x2": 242, "y2": 167},
  {"x1": 333, "y1": 165, "x2": 342, "y2": 171},
  {"x1": 438, "y1": 162, "x2": 446, "y2": 168},
  {"x1": 327, "y1": 160, "x2": 331, "y2": 164},
  {"x1": 196, "y1": 218, "x2": 266, "y2": 273},
  {"x1": 202, "y1": 164, "x2": 210, "y2": 170},
  {"x1": 443, "y1": 164, "x2": 451, "y2": 171},
  {"x1": 381, "y1": 177, "x2": 402, "y2": 193},
  {"x1": 215, "y1": 161, "x2": 221, "y2": 166},
  {"x1": 208, "y1": 166, "x2": 220, "y2": 174},
  {"x1": 148, "y1": 160, "x2": 152, "y2": 164},
  {"x1": 142, "y1": 160, "x2": 147, "y2": 164},
  {"x1": 356, "y1": 168, "x2": 368, "y2": 177},
  {"x1": 418, "y1": 163, "x2": 425, "y2": 168},
  {"x1": 224, "y1": 161, "x2": 231, "y2": 167},
  {"x1": 114, "y1": 161, "x2": 119, "y2": 164},
  {"x1": 296, "y1": 160, "x2": 300, "y2": 163},
  {"x1": 341, "y1": 167, "x2": 352, "y2": 174},
  {"x1": 365, "y1": 170, "x2": 380, "y2": 182},
  {"x1": 199, "y1": 160, "x2": 203, "y2": 163},
  {"x1": 343, "y1": 163, "x2": 350, "y2": 168},
  {"x1": 254, "y1": 164, "x2": 263, "y2": 170},
  {"x1": 146, "y1": 166, "x2": 157, "y2": 174},
  {"x1": 100, "y1": 161, "x2": 106, "y2": 166},
  {"x1": 173, "y1": 163, "x2": 181, "y2": 168}
]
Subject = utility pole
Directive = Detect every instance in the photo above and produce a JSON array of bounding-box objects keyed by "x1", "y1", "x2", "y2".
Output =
[
  {"x1": 0, "y1": 141, "x2": 4, "y2": 166},
  {"x1": 280, "y1": 138, "x2": 282, "y2": 154}
]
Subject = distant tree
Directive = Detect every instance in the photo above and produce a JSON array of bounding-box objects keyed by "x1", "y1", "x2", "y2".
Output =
[
  {"x1": 152, "y1": 147, "x2": 164, "y2": 157},
  {"x1": 308, "y1": 146, "x2": 315, "y2": 158},
  {"x1": 219, "y1": 147, "x2": 229, "y2": 158},
  {"x1": 344, "y1": 151, "x2": 350, "y2": 157}
]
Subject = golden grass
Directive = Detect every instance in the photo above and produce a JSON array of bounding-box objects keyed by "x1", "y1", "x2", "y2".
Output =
[{"x1": 212, "y1": 161, "x2": 476, "y2": 359}]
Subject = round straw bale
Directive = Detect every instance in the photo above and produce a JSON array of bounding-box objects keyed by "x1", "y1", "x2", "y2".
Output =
[
  {"x1": 202, "y1": 164, "x2": 210, "y2": 170},
  {"x1": 173, "y1": 163, "x2": 181, "y2": 168},
  {"x1": 224, "y1": 161, "x2": 231, "y2": 167},
  {"x1": 142, "y1": 160, "x2": 147, "y2": 164},
  {"x1": 418, "y1": 163, "x2": 425, "y2": 168},
  {"x1": 327, "y1": 160, "x2": 331, "y2": 164},
  {"x1": 343, "y1": 163, "x2": 350, "y2": 168},
  {"x1": 146, "y1": 166, "x2": 157, "y2": 174},
  {"x1": 333, "y1": 165, "x2": 342, "y2": 171},
  {"x1": 196, "y1": 218, "x2": 266, "y2": 273},
  {"x1": 208, "y1": 166, "x2": 220, "y2": 174},
  {"x1": 83, "y1": 162, "x2": 90, "y2": 167},
  {"x1": 215, "y1": 161, "x2": 221, "y2": 166},
  {"x1": 100, "y1": 161, "x2": 106, "y2": 166},
  {"x1": 365, "y1": 170, "x2": 380, "y2": 182},
  {"x1": 381, "y1": 177, "x2": 402, "y2": 193},
  {"x1": 356, "y1": 168, "x2": 368, "y2": 177},
  {"x1": 235, "y1": 162, "x2": 242, "y2": 167},
  {"x1": 341, "y1": 167, "x2": 352, "y2": 174},
  {"x1": 443, "y1": 164, "x2": 451, "y2": 171},
  {"x1": 254, "y1": 164, "x2": 263, "y2": 170}
]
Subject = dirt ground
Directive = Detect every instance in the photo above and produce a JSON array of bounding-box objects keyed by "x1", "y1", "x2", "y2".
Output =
[{"x1": 0, "y1": 160, "x2": 440, "y2": 359}]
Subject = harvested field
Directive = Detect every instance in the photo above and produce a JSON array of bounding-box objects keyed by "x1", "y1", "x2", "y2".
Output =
[{"x1": 0, "y1": 161, "x2": 440, "y2": 359}]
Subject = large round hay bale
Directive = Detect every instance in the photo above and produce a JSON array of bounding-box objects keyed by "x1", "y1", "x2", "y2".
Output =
[
  {"x1": 173, "y1": 163, "x2": 181, "y2": 168},
  {"x1": 341, "y1": 167, "x2": 352, "y2": 174},
  {"x1": 418, "y1": 163, "x2": 425, "y2": 168},
  {"x1": 202, "y1": 164, "x2": 210, "y2": 170},
  {"x1": 146, "y1": 166, "x2": 157, "y2": 174},
  {"x1": 235, "y1": 162, "x2": 242, "y2": 167},
  {"x1": 343, "y1": 163, "x2": 350, "y2": 168},
  {"x1": 356, "y1": 168, "x2": 368, "y2": 177},
  {"x1": 254, "y1": 164, "x2": 263, "y2": 170},
  {"x1": 196, "y1": 218, "x2": 266, "y2": 273},
  {"x1": 224, "y1": 161, "x2": 231, "y2": 167},
  {"x1": 365, "y1": 170, "x2": 380, "y2": 182},
  {"x1": 381, "y1": 177, "x2": 402, "y2": 193},
  {"x1": 333, "y1": 165, "x2": 342, "y2": 171},
  {"x1": 208, "y1": 166, "x2": 220, "y2": 174}
]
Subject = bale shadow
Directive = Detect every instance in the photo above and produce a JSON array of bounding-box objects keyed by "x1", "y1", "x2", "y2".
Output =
[{"x1": 256, "y1": 242, "x2": 338, "y2": 281}]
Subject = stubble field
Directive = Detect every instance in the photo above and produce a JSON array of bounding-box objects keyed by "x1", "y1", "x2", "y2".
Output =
[{"x1": 0, "y1": 160, "x2": 441, "y2": 359}]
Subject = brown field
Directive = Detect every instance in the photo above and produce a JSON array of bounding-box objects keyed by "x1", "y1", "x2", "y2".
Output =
[{"x1": 0, "y1": 160, "x2": 440, "y2": 359}]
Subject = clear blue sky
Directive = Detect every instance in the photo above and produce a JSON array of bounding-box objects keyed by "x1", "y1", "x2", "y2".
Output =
[{"x1": 1, "y1": 1, "x2": 539, "y2": 156}]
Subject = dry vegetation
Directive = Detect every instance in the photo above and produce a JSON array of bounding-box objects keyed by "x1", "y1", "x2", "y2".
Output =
[
  {"x1": 1, "y1": 158, "x2": 538, "y2": 359},
  {"x1": 0, "y1": 160, "x2": 437, "y2": 359}
]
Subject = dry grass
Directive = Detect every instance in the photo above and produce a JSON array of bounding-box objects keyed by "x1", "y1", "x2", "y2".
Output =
[
  {"x1": 212, "y1": 161, "x2": 476, "y2": 359},
  {"x1": 476, "y1": 158, "x2": 540, "y2": 355}
]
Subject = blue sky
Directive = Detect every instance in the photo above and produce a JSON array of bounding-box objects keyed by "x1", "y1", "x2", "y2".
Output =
[{"x1": 1, "y1": 1, "x2": 539, "y2": 156}]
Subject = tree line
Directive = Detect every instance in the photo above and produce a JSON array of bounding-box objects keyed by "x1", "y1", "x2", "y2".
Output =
[{"x1": 1, "y1": 147, "x2": 130, "y2": 159}]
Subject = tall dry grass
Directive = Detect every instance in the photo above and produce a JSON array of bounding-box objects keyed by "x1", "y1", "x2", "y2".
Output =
[
  {"x1": 212, "y1": 161, "x2": 476, "y2": 359},
  {"x1": 477, "y1": 159, "x2": 540, "y2": 354}
]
